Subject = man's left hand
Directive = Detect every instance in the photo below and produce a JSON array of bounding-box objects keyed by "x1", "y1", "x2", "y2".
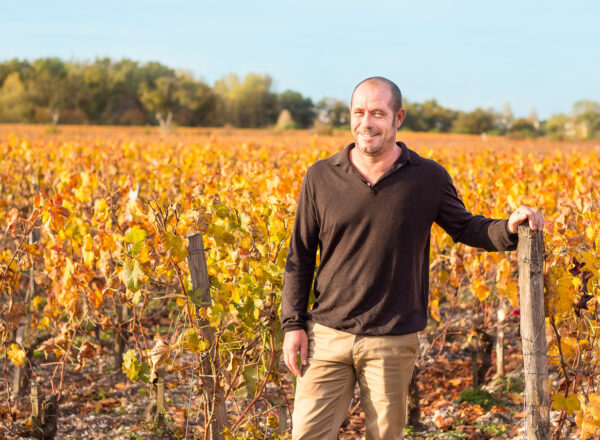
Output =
[{"x1": 507, "y1": 205, "x2": 544, "y2": 234}]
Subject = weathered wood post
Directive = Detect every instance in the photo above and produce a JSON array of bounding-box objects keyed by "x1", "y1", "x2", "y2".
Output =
[
  {"x1": 113, "y1": 301, "x2": 128, "y2": 370},
  {"x1": 278, "y1": 406, "x2": 288, "y2": 435},
  {"x1": 145, "y1": 376, "x2": 166, "y2": 426},
  {"x1": 495, "y1": 299, "x2": 506, "y2": 379},
  {"x1": 187, "y1": 232, "x2": 227, "y2": 440},
  {"x1": 12, "y1": 229, "x2": 40, "y2": 398},
  {"x1": 517, "y1": 225, "x2": 550, "y2": 440},
  {"x1": 27, "y1": 383, "x2": 58, "y2": 439},
  {"x1": 30, "y1": 384, "x2": 40, "y2": 421}
]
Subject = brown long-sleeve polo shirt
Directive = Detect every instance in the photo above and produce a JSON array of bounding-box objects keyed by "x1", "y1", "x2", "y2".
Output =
[{"x1": 280, "y1": 142, "x2": 518, "y2": 336}]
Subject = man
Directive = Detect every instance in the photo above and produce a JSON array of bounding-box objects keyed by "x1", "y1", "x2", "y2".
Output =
[{"x1": 280, "y1": 77, "x2": 544, "y2": 440}]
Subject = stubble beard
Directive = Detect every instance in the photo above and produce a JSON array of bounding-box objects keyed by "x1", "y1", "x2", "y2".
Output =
[
  {"x1": 357, "y1": 140, "x2": 382, "y2": 156},
  {"x1": 354, "y1": 131, "x2": 393, "y2": 157}
]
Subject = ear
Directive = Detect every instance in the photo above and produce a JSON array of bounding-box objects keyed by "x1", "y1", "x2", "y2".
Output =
[{"x1": 395, "y1": 108, "x2": 406, "y2": 128}]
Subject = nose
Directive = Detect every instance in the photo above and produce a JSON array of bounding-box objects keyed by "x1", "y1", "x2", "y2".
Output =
[{"x1": 362, "y1": 112, "x2": 372, "y2": 127}]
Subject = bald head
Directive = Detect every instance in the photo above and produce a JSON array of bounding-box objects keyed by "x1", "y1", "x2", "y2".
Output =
[{"x1": 351, "y1": 77, "x2": 403, "y2": 114}]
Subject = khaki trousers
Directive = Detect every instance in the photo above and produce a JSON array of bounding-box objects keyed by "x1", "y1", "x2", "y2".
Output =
[{"x1": 292, "y1": 321, "x2": 419, "y2": 440}]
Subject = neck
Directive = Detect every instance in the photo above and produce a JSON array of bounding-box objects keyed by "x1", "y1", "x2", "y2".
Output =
[{"x1": 349, "y1": 142, "x2": 401, "y2": 185}]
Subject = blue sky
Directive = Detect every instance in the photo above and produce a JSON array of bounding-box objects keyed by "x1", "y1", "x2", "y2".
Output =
[{"x1": 2, "y1": 0, "x2": 598, "y2": 119}]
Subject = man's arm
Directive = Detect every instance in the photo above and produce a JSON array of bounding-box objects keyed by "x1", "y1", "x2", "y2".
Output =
[
  {"x1": 435, "y1": 169, "x2": 543, "y2": 250},
  {"x1": 280, "y1": 171, "x2": 320, "y2": 375}
]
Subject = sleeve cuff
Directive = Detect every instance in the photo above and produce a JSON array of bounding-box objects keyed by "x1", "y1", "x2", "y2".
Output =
[
  {"x1": 505, "y1": 219, "x2": 518, "y2": 239},
  {"x1": 281, "y1": 321, "x2": 308, "y2": 332}
]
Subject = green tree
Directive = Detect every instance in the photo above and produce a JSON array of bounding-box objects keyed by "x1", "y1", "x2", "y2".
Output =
[
  {"x1": 277, "y1": 90, "x2": 315, "y2": 128},
  {"x1": 544, "y1": 113, "x2": 571, "y2": 140},
  {"x1": 452, "y1": 108, "x2": 496, "y2": 134},
  {"x1": 403, "y1": 99, "x2": 457, "y2": 132},
  {"x1": 109, "y1": 59, "x2": 149, "y2": 125},
  {"x1": 27, "y1": 58, "x2": 75, "y2": 126},
  {"x1": 507, "y1": 118, "x2": 537, "y2": 139},
  {"x1": 0, "y1": 72, "x2": 31, "y2": 122},
  {"x1": 172, "y1": 72, "x2": 218, "y2": 126},
  {"x1": 215, "y1": 73, "x2": 277, "y2": 127},
  {"x1": 139, "y1": 75, "x2": 179, "y2": 130},
  {"x1": 76, "y1": 58, "x2": 113, "y2": 123},
  {"x1": 0, "y1": 59, "x2": 33, "y2": 86}
]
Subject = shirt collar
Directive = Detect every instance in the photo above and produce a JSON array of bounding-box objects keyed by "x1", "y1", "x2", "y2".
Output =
[{"x1": 329, "y1": 141, "x2": 420, "y2": 167}]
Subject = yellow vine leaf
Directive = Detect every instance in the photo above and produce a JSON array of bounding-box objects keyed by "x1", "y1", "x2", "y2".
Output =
[
  {"x1": 82, "y1": 234, "x2": 95, "y2": 267},
  {"x1": 101, "y1": 233, "x2": 117, "y2": 251},
  {"x1": 548, "y1": 337, "x2": 580, "y2": 367},
  {"x1": 581, "y1": 251, "x2": 599, "y2": 278},
  {"x1": 119, "y1": 258, "x2": 145, "y2": 292},
  {"x1": 585, "y1": 226, "x2": 595, "y2": 243},
  {"x1": 163, "y1": 231, "x2": 188, "y2": 262},
  {"x1": 122, "y1": 349, "x2": 142, "y2": 382},
  {"x1": 178, "y1": 328, "x2": 210, "y2": 353},
  {"x1": 124, "y1": 225, "x2": 146, "y2": 244},
  {"x1": 471, "y1": 279, "x2": 490, "y2": 302},
  {"x1": 553, "y1": 392, "x2": 580, "y2": 414},
  {"x1": 544, "y1": 266, "x2": 574, "y2": 316},
  {"x1": 37, "y1": 317, "x2": 50, "y2": 330},
  {"x1": 22, "y1": 243, "x2": 41, "y2": 257},
  {"x1": 430, "y1": 299, "x2": 441, "y2": 323},
  {"x1": 7, "y1": 343, "x2": 25, "y2": 366},
  {"x1": 61, "y1": 258, "x2": 75, "y2": 288},
  {"x1": 579, "y1": 393, "x2": 600, "y2": 439}
]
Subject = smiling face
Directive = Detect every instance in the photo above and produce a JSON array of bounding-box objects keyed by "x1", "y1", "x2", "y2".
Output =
[{"x1": 350, "y1": 80, "x2": 405, "y2": 157}]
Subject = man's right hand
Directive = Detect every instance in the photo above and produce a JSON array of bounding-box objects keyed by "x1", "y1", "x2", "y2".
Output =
[{"x1": 283, "y1": 329, "x2": 308, "y2": 376}]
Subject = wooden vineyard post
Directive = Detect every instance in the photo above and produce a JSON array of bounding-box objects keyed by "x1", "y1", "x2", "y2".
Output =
[
  {"x1": 113, "y1": 302, "x2": 128, "y2": 370},
  {"x1": 27, "y1": 383, "x2": 58, "y2": 439},
  {"x1": 30, "y1": 384, "x2": 40, "y2": 421},
  {"x1": 187, "y1": 233, "x2": 227, "y2": 440},
  {"x1": 145, "y1": 376, "x2": 165, "y2": 427},
  {"x1": 495, "y1": 299, "x2": 506, "y2": 379},
  {"x1": 278, "y1": 406, "x2": 288, "y2": 435},
  {"x1": 12, "y1": 229, "x2": 39, "y2": 398},
  {"x1": 517, "y1": 225, "x2": 550, "y2": 440}
]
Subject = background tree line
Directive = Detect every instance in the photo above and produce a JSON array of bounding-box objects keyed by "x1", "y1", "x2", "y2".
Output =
[{"x1": 0, "y1": 57, "x2": 599, "y2": 139}]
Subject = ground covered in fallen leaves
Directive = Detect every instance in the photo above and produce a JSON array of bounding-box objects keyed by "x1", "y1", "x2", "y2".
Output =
[{"x1": 1, "y1": 314, "x2": 568, "y2": 440}]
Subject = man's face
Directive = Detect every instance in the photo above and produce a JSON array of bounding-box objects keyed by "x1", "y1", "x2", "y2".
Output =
[{"x1": 350, "y1": 81, "x2": 405, "y2": 157}]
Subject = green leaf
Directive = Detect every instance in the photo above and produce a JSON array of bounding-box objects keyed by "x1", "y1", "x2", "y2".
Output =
[
  {"x1": 120, "y1": 259, "x2": 144, "y2": 292},
  {"x1": 276, "y1": 247, "x2": 288, "y2": 269},
  {"x1": 220, "y1": 231, "x2": 236, "y2": 246},
  {"x1": 214, "y1": 204, "x2": 230, "y2": 219},
  {"x1": 139, "y1": 361, "x2": 151, "y2": 383},
  {"x1": 128, "y1": 240, "x2": 144, "y2": 258},
  {"x1": 179, "y1": 328, "x2": 210, "y2": 353},
  {"x1": 164, "y1": 231, "x2": 188, "y2": 261},
  {"x1": 124, "y1": 226, "x2": 147, "y2": 243},
  {"x1": 242, "y1": 366, "x2": 258, "y2": 397},
  {"x1": 188, "y1": 287, "x2": 207, "y2": 306},
  {"x1": 122, "y1": 349, "x2": 140, "y2": 382}
]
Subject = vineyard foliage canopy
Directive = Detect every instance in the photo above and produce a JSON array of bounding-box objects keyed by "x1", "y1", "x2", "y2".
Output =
[{"x1": 0, "y1": 126, "x2": 599, "y2": 438}]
